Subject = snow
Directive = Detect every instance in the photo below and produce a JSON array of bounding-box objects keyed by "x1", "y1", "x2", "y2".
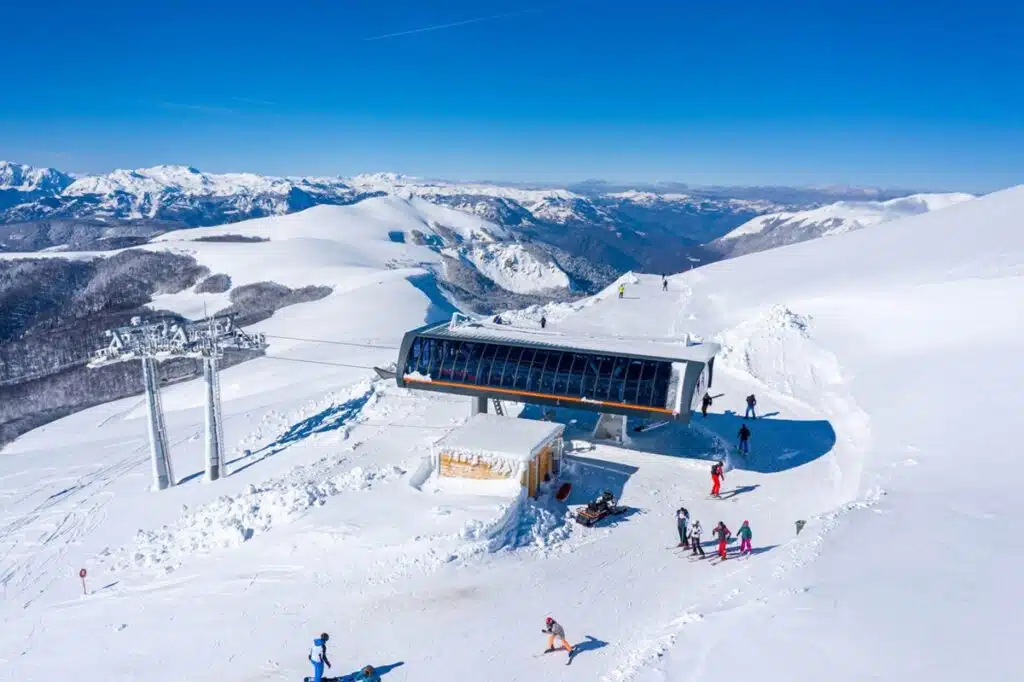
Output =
[
  {"x1": 1, "y1": 184, "x2": 1022, "y2": 682},
  {"x1": 432, "y1": 413, "x2": 563, "y2": 464},
  {"x1": 438, "y1": 312, "x2": 721, "y2": 364},
  {"x1": 464, "y1": 243, "x2": 571, "y2": 293},
  {"x1": 719, "y1": 191, "x2": 975, "y2": 240}
]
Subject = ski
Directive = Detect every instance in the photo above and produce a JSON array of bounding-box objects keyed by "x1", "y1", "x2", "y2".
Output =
[{"x1": 566, "y1": 649, "x2": 577, "y2": 666}]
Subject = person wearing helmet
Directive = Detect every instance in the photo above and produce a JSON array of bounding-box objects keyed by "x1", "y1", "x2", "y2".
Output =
[
  {"x1": 737, "y1": 520, "x2": 753, "y2": 555},
  {"x1": 542, "y1": 617, "x2": 575, "y2": 657},
  {"x1": 713, "y1": 521, "x2": 731, "y2": 560},
  {"x1": 308, "y1": 632, "x2": 331, "y2": 682}
]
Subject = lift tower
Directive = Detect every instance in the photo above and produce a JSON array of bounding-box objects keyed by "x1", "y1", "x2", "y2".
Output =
[{"x1": 90, "y1": 315, "x2": 266, "y2": 490}]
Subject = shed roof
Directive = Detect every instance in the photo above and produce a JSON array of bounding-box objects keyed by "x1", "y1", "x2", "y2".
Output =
[
  {"x1": 433, "y1": 414, "x2": 564, "y2": 462},
  {"x1": 419, "y1": 319, "x2": 719, "y2": 364}
]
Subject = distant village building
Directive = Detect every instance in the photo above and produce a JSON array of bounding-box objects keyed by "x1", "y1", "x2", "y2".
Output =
[{"x1": 432, "y1": 414, "x2": 564, "y2": 498}]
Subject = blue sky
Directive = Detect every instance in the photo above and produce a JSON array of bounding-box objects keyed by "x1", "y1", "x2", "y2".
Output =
[{"x1": 1, "y1": 0, "x2": 1021, "y2": 191}]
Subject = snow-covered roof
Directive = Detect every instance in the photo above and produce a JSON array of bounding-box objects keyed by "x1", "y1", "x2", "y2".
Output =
[
  {"x1": 433, "y1": 415, "x2": 563, "y2": 462},
  {"x1": 419, "y1": 318, "x2": 720, "y2": 364}
]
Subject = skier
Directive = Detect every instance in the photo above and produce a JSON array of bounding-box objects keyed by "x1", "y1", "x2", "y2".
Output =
[
  {"x1": 710, "y1": 460, "x2": 724, "y2": 497},
  {"x1": 713, "y1": 521, "x2": 732, "y2": 560},
  {"x1": 542, "y1": 617, "x2": 575, "y2": 657},
  {"x1": 618, "y1": 284, "x2": 625, "y2": 299},
  {"x1": 675, "y1": 506, "x2": 690, "y2": 546},
  {"x1": 689, "y1": 520, "x2": 705, "y2": 557},
  {"x1": 540, "y1": 315, "x2": 547, "y2": 329},
  {"x1": 737, "y1": 520, "x2": 753, "y2": 556},
  {"x1": 701, "y1": 392, "x2": 713, "y2": 417},
  {"x1": 738, "y1": 423, "x2": 751, "y2": 455},
  {"x1": 744, "y1": 394, "x2": 757, "y2": 419},
  {"x1": 662, "y1": 279, "x2": 668, "y2": 291},
  {"x1": 308, "y1": 633, "x2": 332, "y2": 682}
]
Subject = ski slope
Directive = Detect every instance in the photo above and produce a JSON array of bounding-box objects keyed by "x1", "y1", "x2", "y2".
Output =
[{"x1": 1, "y1": 185, "x2": 1022, "y2": 682}]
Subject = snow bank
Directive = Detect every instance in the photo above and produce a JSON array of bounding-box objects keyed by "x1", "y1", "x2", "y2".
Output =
[{"x1": 102, "y1": 463, "x2": 405, "y2": 572}]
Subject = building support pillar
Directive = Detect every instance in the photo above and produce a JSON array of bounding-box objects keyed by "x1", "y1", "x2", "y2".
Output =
[
  {"x1": 203, "y1": 356, "x2": 225, "y2": 482},
  {"x1": 142, "y1": 358, "x2": 174, "y2": 490},
  {"x1": 471, "y1": 395, "x2": 488, "y2": 416}
]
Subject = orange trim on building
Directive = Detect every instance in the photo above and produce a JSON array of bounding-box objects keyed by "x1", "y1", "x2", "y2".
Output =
[{"x1": 402, "y1": 376, "x2": 677, "y2": 415}]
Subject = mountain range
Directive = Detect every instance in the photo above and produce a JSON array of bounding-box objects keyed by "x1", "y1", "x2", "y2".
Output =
[{"x1": 0, "y1": 160, "x2": 977, "y2": 274}]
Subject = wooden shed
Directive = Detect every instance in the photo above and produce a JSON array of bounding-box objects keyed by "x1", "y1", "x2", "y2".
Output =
[{"x1": 432, "y1": 414, "x2": 564, "y2": 498}]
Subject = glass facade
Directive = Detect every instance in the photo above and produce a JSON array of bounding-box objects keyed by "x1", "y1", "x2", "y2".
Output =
[{"x1": 404, "y1": 336, "x2": 673, "y2": 409}]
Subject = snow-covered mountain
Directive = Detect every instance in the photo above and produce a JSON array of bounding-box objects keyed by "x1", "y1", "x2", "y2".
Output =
[
  {"x1": 0, "y1": 161, "x2": 74, "y2": 211},
  {"x1": 2, "y1": 181, "x2": 1021, "y2": 682},
  {"x1": 709, "y1": 192, "x2": 975, "y2": 257},
  {"x1": 2, "y1": 164, "x2": 374, "y2": 225}
]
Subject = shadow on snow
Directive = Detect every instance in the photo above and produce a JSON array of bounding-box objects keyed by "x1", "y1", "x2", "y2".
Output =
[{"x1": 520, "y1": 403, "x2": 835, "y2": 474}]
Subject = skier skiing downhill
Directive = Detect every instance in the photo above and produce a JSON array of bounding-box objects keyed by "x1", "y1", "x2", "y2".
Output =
[
  {"x1": 701, "y1": 392, "x2": 712, "y2": 417},
  {"x1": 710, "y1": 460, "x2": 725, "y2": 497},
  {"x1": 618, "y1": 284, "x2": 625, "y2": 299},
  {"x1": 745, "y1": 394, "x2": 757, "y2": 419},
  {"x1": 690, "y1": 520, "x2": 705, "y2": 557},
  {"x1": 308, "y1": 633, "x2": 331, "y2": 682},
  {"x1": 675, "y1": 506, "x2": 690, "y2": 546},
  {"x1": 737, "y1": 520, "x2": 753, "y2": 556},
  {"x1": 542, "y1": 617, "x2": 575, "y2": 658},
  {"x1": 713, "y1": 521, "x2": 732, "y2": 560},
  {"x1": 738, "y1": 424, "x2": 751, "y2": 455}
]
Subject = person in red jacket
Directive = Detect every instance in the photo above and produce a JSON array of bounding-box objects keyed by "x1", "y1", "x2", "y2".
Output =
[
  {"x1": 710, "y1": 461, "x2": 724, "y2": 497},
  {"x1": 713, "y1": 521, "x2": 731, "y2": 560}
]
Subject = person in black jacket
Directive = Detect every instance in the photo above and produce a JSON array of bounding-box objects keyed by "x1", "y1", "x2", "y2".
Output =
[
  {"x1": 738, "y1": 423, "x2": 751, "y2": 455},
  {"x1": 744, "y1": 394, "x2": 757, "y2": 419},
  {"x1": 701, "y1": 392, "x2": 712, "y2": 417}
]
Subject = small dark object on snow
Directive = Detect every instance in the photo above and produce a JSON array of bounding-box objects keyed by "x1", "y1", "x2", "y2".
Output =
[{"x1": 575, "y1": 491, "x2": 627, "y2": 527}]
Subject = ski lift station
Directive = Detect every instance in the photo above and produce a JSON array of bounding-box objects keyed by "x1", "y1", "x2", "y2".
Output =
[
  {"x1": 396, "y1": 313, "x2": 720, "y2": 431},
  {"x1": 432, "y1": 414, "x2": 564, "y2": 498}
]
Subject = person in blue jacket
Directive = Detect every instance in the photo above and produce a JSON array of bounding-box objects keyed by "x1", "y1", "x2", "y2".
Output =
[{"x1": 308, "y1": 633, "x2": 331, "y2": 682}]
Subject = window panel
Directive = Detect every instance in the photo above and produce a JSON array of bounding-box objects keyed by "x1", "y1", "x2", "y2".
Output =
[
  {"x1": 624, "y1": 359, "x2": 644, "y2": 404},
  {"x1": 565, "y1": 353, "x2": 586, "y2": 396},
  {"x1": 523, "y1": 350, "x2": 547, "y2": 392},
  {"x1": 472, "y1": 344, "x2": 498, "y2": 384},
  {"x1": 539, "y1": 352, "x2": 562, "y2": 393},
  {"x1": 499, "y1": 346, "x2": 524, "y2": 387},
  {"x1": 512, "y1": 349, "x2": 536, "y2": 390},
  {"x1": 637, "y1": 361, "x2": 659, "y2": 406},
  {"x1": 607, "y1": 357, "x2": 630, "y2": 400},
  {"x1": 553, "y1": 352, "x2": 575, "y2": 395}
]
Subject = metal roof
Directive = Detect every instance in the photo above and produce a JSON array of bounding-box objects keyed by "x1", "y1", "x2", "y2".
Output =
[{"x1": 415, "y1": 319, "x2": 720, "y2": 365}]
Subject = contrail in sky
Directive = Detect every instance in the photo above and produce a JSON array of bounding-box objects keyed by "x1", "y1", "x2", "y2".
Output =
[{"x1": 363, "y1": 3, "x2": 572, "y2": 41}]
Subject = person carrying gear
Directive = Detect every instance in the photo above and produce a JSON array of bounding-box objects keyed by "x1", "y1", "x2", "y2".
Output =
[
  {"x1": 738, "y1": 424, "x2": 751, "y2": 455},
  {"x1": 618, "y1": 284, "x2": 625, "y2": 299},
  {"x1": 690, "y1": 520, "x2": 705, "y2": 557},
  {"x1": 675, "y1": 506, "x2": 690, "y2": 546},
  {"x1": 701, "y1": 392, "x2": 712, "y2": 417},
  {"x1": 744, "y1": 394, "x2": 757, "y2": 419},
  {"x1": 308, "y1": 633, "x2": 331, "y2": 682},
  {"x1": 713, "y1": 521, "x2": 731, "y2": 560},
  {"x1": 542, "y1": 617, "x2": 575, "y2": 656},
  {"x1": 737, "y1": 520, "x2": 753, "y2": 555},
  {"x1": 710, "y1": 461, "x2": 724, "y2": 497}
]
